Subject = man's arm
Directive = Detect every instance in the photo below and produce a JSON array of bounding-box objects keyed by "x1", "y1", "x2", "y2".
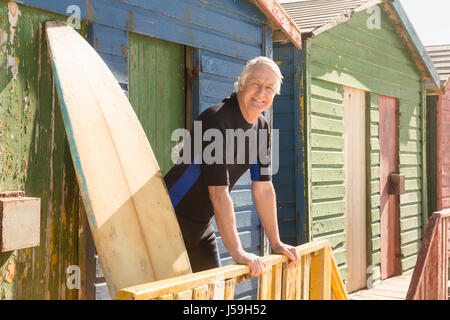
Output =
[
  {"x1": 208, "y1": 185, "x2": 265, "y2": 277},
  {"x1": 252, "y1": 181, "x2": 300, "y2": 265}
]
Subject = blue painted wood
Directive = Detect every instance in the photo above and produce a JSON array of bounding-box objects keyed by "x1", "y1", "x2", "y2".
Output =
[
  {"x1": 98, "y1": 52, "x2": 128, "y2": 84},
  {"x1": 118, "y1": 0, "x2": 264, "y2": 43},
  {"x1": 91, "y1": 0, "x2": 262, "y2": 60},
  {"x1": 19, "y1": 0, "x2": 265, "y2": 60},
  {"x1": 200, "y1": 51, "x2": 246, "y2": 80},
  {"x1": 272, "y1": 42, "x2": 306, "y2": 246},
  {"x1": 92, "y1": 24, "x2": 128, "y2": 57},
  {"x1": 16, "y1": 0, "x2": 87, "y2": 18}
]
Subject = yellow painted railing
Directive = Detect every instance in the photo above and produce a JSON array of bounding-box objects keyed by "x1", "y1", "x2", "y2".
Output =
[{"x1": 115, "y1": 239, "x2": 348, "y2": 300}]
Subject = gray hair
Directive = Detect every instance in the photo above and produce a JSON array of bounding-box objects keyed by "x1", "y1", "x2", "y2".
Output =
[{"x1": 234, "y1": 56, "x2": 283, "y2": 95}]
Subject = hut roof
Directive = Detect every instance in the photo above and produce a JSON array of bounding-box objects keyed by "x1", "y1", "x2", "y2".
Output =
[
  {"x1": 426, "y1": 44, "x2": 450, "y2": 87},
  {"x1": 281, "y1": 0, "x2": 441, "y2": 91},
  {"x1": 281, "y1": 0, "x2": 369, "y2": 33}
]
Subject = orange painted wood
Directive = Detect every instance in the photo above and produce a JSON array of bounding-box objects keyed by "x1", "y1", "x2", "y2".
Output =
[{"x1": 379, "y1": 94, "x2": 400, "y2": 280}]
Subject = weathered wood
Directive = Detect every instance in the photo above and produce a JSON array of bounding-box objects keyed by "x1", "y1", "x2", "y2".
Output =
[
  {"x1": 271, "y1": 263, "x2": 282, "y2": 300},
  {"x1": 302, "y1": 254, "x2": 311, "y2": 300},
  {"x1": 174, "y1": 289, "x2": 193, "y2": 300},
  {"x1": 406, "y1": 211, "x2": 450, "y2": 299},
  {"x1": 379, "y1": 94, "x2": 400, "y2": 280},
  {"x1": 115, "y1": 240, "x2": 347, "y2": 300},
  {"x1": 0, "y1": 2, "x2": 88, "y2": 300},
  {"x1": 344, "y1": 86, "x2": 367, "y2": 293},
  {"x1": 128, "y1": 32, "x2": 186, "y2": 176},
  {"x1": 282, "y1": 262, "x2": 295, "y2": 300},
  {"x1": 251, "y1": 0, "x2": 302, "y2": 50},
  {"x1": 209, "y1": 281, "x2": 225, "y2": 300},
  {"x1": 257, "y1": 268, "x2": 272, "y2": 300},
  {"x1": 224, "y1": 279, "x2": 235, "y2": 300},
  {"x1": 46, "y1": 21, "x2": 192, "y2": 298},
  {"x1": 192, "y1": 285, "x2": 209, "y2": 300}
]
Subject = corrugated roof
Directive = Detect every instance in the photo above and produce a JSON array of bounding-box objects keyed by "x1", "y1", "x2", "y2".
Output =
[
  {"x1": 425, "y1": 45, "x2": 450, "y2": 85},
  {"x1": 281, "y1": 0, "x2": 369, "y2": 33}
]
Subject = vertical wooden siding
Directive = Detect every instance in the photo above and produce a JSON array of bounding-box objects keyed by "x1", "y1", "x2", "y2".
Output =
[
  {"x1": 0, "y1": 2, "x2": 87, "y2": 299},
  {"x1": 273, "y1": 42, "x2": 306, "y2": 246},
  {"x1": 307, "y1": 7, "x2": 423, "y2": 286},
  {"x1": 128, "y1": 32, "x2": 185, "y2": 176}
]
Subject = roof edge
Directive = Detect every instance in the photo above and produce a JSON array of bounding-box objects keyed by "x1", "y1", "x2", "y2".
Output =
[
  {"x1": 386, "y1": 0, "x2": 441, "y2": 91},
  {"x1": 251, "y1": 0, "x2": 302, "y2": 50},
  {"x1": 310, "y1": 0, "x2": 383, "y2": 37}
]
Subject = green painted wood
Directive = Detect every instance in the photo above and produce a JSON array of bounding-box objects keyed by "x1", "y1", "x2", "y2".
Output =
[
  {"x1": 311, "y1": 201, "x2": 345, "y2": 218},
  {"x1": 128, "y1": 33, "x2": 185, "y2": 176},
  {"x1": 0, "y1": 2, "x2": 87, "y2": 299}
]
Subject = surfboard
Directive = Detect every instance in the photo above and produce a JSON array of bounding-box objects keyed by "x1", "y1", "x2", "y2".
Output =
[{"x1": 45, "y1": 21, "x2": 192, "y2": 298}]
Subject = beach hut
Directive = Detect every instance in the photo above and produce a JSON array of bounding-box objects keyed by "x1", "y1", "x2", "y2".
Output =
[
  {"x1": 425, "y1": 45, "x2": 450, "y2": 214},
  {"x1": 0, "y1": 0, "x2": 301, "y2": 299},
  {"x1": 275, "y1": 0, "x2": 441, "y2": 293}
]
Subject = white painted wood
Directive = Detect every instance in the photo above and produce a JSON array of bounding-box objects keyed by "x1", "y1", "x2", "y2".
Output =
[
  {"x1": 45, "y1": 21, "x2": 191, "y2": 298},
  {"x1": 344, "y1": 86, "x2": 367, "y2": 293},
  {"x1": 0, "y1": 197, "x2": 40, "y2": 252}
]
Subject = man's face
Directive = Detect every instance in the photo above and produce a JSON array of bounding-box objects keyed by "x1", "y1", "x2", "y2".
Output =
[{"x1": 238, "y1": 65, "x2": 278, "y2": 118}]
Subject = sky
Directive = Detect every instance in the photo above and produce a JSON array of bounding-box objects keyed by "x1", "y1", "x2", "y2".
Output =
[{"x1": 278, "y1": 0, "x2": 450, "y2": 46}]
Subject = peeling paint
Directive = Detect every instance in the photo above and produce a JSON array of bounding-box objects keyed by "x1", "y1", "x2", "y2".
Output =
[
  {"x1": 6, "y1": 54, "x2": 19, "y2": 79},
  {"x1": 5, "y1": 261, "x2": 16, "y2": 283},
  {"x1": 7, "y1": 1, "x2": 21, "y2": 45}
]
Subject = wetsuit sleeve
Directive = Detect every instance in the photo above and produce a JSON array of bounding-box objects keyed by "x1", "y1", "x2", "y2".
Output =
[{"x1": 250, "y1": 122, "x2": 272, "y2": 182}]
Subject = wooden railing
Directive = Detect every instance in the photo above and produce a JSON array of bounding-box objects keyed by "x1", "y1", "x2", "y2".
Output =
[
  {"x1": 406, "y1": 210, "x2": 450, "y2": 300},
  {"x1": 115, "y1": 239, "x2": 348, "y2": 300}
]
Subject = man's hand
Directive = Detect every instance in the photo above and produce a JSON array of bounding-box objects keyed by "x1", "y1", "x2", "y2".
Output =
[
  {"x1": 271, "y1": 242, "x2": 300, "y2": 266},
  {"x1": 233, "y1": 249, "x2": 266, "y2": 277}
]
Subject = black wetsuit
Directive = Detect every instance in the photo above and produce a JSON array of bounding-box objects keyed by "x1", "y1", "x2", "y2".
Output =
[{"x1": 164, "y1": 92, "x2": 271, "y2": 272}]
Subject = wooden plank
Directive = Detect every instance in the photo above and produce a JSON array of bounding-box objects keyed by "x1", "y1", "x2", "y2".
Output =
[
  {"x1": 157, "y1": 294, "x2": 174, "y2": 300},
  {"x1": 294, "y1": 262, "x2": 301, "y2": 300},
  {"x1": 344, "y1": 86, "x2": 367, "y2": 293},
  {"x1": 46, "y1": 21, "x2": 192, "y2": 298},
  {"x1": 379, "y1": 94, "x2": 400, "y2": 280},
  {"x1": 302, "y1": 254, "x2": 311, "y2": 299},
  {"x1": 257, "y1": 268, "x2": 273, "y2": 300},
  {"x1": 224, "y1": 279, "x2": 236, "y2": 300},
  {"x1": 330, "y1": 249, "x2": 349, "y2": 300},
  {"x1": 282, "y1": 263, "x2": 295, "y2": 300},
  {"x1": 252, "y1": 0, "x2": 302, "y2": 50},
  {"x1": 310, "y1": 248, "x2": 331, "y2": 300},
  {"x1": 174, "y1": 289, "x2": 193, "y2": 300},
  {"x1": 209, "y1": 281, "x2": 225, "y2": 300},
  {"x1": 271, "y1": 263, "x2": 283, "y2": 300},
  {"x1": 128, "y1": 32, "x2": 186, "y2": 176},
  {"x1": 192, "y1": 285, "x2": 209, "y2": 300}
]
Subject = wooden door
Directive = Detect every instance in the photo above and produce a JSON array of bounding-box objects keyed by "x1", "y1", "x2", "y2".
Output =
[
  {"x1": 344, "y1": 87, "x2": 366, "y2": 292},
  {"x1": 379, "y1": 94, "x2": 399, "y2": 279},
  {"x1": 128, "y1": 33, "x2": 186, "y2": 175}
]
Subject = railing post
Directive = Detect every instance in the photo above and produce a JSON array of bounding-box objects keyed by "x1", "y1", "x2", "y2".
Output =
[{"x1": 310, "y1": 246, "x2": 331, "y2": 300}]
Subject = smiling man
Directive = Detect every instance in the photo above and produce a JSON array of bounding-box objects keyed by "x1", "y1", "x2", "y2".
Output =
[{"x1": 164, "y1": 56, "x2": 300, "y2": 276}]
